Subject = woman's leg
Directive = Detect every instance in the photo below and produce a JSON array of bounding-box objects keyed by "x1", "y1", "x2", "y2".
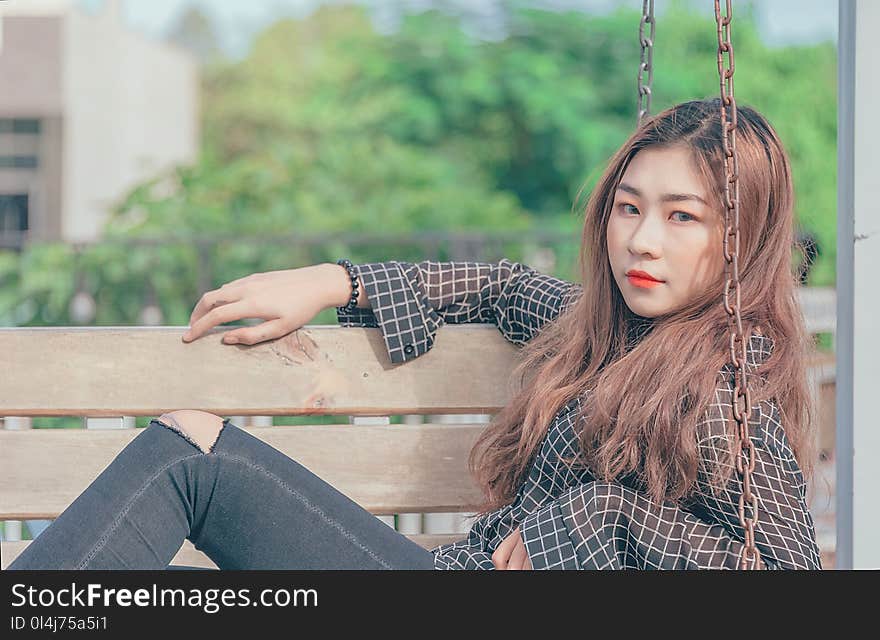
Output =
[{"x1": 7, "y1": 413, "x2": 435, "y2": 570}]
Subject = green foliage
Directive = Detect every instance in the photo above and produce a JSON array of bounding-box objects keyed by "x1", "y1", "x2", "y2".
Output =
[{"x1": 1, "y1": 3, "x2": 837, "y2": 332}]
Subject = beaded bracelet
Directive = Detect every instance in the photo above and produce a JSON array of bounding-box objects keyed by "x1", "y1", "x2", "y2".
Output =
[{"x1": 336, "y1": 258, "x2": 360, "y2": 313}]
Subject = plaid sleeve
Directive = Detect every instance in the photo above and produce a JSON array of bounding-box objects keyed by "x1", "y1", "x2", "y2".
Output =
[
  {"x1": 686, "y1": 373, "x2": 823, "y2": 570},
  {"x1": 336, "y1": 259, "x2": 581, "y2": 364},
  {"x1": 519, "y1": 375, "x2": 822, "y2": 570},
  {"x1": 518, "y1": 481, "x2": 768, "y2": 570}
]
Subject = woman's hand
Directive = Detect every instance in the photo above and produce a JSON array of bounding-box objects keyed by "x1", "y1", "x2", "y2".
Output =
[
  {"x1": 182, "y1": 263, "x2": 348, "y2": 346},
  {"x1": 491, "y1": 527, "x2": 533, "y2": 570}
]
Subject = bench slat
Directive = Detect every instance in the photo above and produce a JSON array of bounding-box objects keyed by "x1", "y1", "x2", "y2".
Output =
[
  {"x1": 1, "y1": 535, "x2": 465, "y2": 570},
  {"x1": 0, "y1": 325, "x2": 519, "y2": 416},
  {"x1": 0, "y1": 423, "x2": 486, "y2": 518}
]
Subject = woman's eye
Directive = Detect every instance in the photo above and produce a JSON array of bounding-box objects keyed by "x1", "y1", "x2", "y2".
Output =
[{"x1": 617, "y1": 204, "x2": 695, "y2": 221}]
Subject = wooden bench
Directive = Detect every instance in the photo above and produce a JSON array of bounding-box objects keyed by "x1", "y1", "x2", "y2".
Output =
[
  {"x1": 1, "y1": 324, "x2": 520, "y2": 569},
  {"x1": 0, "y1": 298, "x2": 838, "y2": 569}
]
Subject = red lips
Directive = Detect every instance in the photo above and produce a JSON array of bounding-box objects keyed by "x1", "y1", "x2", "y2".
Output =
[{"x1": 626, "y1": 269, "x2": 664, "y2": 282}]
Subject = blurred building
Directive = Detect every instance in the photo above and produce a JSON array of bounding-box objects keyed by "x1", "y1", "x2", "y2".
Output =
[{"x1": 0, "y1": 0, "x2": 197, "y2": 247}]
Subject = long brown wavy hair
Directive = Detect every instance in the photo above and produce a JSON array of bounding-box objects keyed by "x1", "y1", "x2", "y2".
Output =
[{"x1": 468, "y1": 98, "x2": 817, "y2": 515}]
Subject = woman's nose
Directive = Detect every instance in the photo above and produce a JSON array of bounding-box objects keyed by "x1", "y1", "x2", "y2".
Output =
[{"x1": 627, "y1": 215, "x2": 663, "y2": 258}]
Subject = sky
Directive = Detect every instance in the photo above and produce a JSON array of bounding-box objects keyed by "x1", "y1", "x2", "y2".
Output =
[{"x1": 73, "y1": 0, "x2": 838, "y2": 60}]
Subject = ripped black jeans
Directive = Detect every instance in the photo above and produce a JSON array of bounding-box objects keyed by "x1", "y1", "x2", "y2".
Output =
[{"x1": 6, "y1": 418, "x2": 436, "y2": 570}]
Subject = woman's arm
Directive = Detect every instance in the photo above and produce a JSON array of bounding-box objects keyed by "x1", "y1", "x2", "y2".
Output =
[
  {"x1": 335, "y1": 259, "x2": 582, "y2": 364},
  {"x1": 515, "y1": 385, "x2": 822, "y2": 570},
  {"x1": 683, "y1": 381, "x2": 822, "y2": 569}
]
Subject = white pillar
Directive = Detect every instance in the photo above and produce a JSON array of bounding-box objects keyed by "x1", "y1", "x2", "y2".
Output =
[{"x1": 837, "y1": 0, "x2": 880, "y2": 569}]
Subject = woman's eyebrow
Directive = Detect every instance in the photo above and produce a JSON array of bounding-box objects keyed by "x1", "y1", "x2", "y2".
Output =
[{"x1": 616, "y1": 182, "x2": 709, "y2": 207}]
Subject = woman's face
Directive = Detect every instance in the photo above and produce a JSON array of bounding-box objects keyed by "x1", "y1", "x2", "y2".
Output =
[{"x1": 606, "y1": 145, "x2": 725, "y2": 318}]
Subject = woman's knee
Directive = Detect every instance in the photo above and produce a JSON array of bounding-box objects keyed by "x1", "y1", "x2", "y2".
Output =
[{"x1": 156, "y1": 410, "x2": 227, "y2": 454}]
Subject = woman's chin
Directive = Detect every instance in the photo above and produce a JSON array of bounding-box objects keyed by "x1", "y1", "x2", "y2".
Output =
[{"x1": 623, "y1": 301, "x2": 665, "y2": 319}]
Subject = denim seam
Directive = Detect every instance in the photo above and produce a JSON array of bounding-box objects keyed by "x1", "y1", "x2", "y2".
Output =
[
  {"x1": 76, "y1": 453, "x2": 205, "y2": 569},
  {"x1": 76, "y1": 448, "x2": 396, "y2": 570},
  {"x1": 213, "y1": 451, "x2": 395, "y2": 569}
]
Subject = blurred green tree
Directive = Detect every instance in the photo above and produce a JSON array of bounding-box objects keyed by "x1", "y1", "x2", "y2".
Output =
[{"x1": 0, "y1": 2, "x2": 836, "y2": 332}]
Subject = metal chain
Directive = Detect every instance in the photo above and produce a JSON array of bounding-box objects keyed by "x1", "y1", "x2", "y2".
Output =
[
  {"x1": 715, "y1": 0, "x2": 761, "y2": 570},
  {"x1": 637, "y1": 0, "x2": 656, "y2": 125}
]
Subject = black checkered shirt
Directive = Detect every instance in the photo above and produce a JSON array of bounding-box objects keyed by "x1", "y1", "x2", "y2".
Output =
[{"x1": 336, "y1": 259, "x2": 822, "y2": 570}]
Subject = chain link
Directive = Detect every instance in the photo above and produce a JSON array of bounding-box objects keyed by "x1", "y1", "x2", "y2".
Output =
[
  {"x1": 637, "y1": 0, "x2": 656, "y2": 125},
  {"x1": 715, "y1": 0, "x2": 761, "y2": 570}
]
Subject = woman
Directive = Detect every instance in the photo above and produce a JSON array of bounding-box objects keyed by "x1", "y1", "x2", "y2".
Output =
[{"x1": 7, "y1": 98, "x2": 822, "y2": 570}]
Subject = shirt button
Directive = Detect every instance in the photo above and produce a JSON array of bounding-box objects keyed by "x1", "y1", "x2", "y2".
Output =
[{"x1": 404, "y1": 344, "x2": 415, "y2": 355}]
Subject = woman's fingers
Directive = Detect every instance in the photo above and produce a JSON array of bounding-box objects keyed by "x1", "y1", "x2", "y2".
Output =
[
  {"x1": 222, "y1": 318, "x2": 292, "y2": 346},
  {"x1": 491, "y1": 530, "x2": 518, "y2": 570},
  {"x1": 187, "y1": 284, "x2": 244, "y2": 331},
  {"x1": 507, "y1": 541, "x2": 529, "y2": 570},
  {"x1": 183, "y1": 300, "x2": 252, "y2": 343},
  {"x1": 182, "y1": 267, "x2": 327, "y2": 345}
]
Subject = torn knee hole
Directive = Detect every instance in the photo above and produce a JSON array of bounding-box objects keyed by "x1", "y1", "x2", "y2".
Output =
[{"x1": 156, "y1": 412, "x2": 226, "y2": 454}]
